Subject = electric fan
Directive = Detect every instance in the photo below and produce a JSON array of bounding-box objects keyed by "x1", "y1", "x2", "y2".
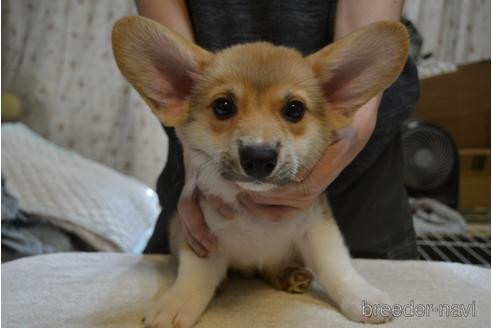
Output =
[{"x1": 402, "y1": 119, "x2": 459, "y2": 208}]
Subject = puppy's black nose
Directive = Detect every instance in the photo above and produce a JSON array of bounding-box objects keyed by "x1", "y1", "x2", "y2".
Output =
[{"x1": 239, "y1": 145, "x2": 278, "y2": 179}]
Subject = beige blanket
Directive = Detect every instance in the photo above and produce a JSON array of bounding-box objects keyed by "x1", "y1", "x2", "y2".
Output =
[{"x1": 2, "y1": 253, "x2": 490, "y2": 328}]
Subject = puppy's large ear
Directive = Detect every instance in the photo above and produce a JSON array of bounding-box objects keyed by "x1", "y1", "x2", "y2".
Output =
[
  {"x1": 307, "y1": 21, "x2": 409, "y2": 120},
  {"x1": 112, "y1": 16, "x2": 212, "y2": 126}
]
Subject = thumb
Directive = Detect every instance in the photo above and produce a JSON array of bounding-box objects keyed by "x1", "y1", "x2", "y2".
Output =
[{"x1": 296, "y1": 138, "x2": 348, "y2": 184}]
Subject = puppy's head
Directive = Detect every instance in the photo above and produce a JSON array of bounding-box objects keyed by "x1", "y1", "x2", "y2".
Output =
[{"x1": 112, "y1": 17, "x2": 408, "y2": 191}]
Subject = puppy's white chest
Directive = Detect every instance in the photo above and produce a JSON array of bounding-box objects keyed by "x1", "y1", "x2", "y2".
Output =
[
  {"x1": 196, "y1": 166, "x2": 320, "y2": 270},
  {"x1": 200, "y1": 199, "x2": 316, "y2": 271}
]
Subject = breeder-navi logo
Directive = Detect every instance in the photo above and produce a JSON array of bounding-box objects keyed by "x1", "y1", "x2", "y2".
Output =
[{"x1": 362, "y1": 300, "x2": 476, "y2": 318}]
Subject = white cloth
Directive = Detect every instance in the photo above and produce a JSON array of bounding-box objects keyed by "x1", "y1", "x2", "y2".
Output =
[
  {"x1": 2, "y1": 253, "x2": 490, "y2": 328},
  {"x1": 2, "y1": 0, "x2": 167, "y2": 187},
  {"x1": 411, "y1": 198, "x2": 468, "y2": 234},
  {"x1": 2, "y1": 123, "x2": 160, "y2": 253}
]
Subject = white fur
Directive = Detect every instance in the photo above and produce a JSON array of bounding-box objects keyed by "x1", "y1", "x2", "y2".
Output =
[
  {"x1": 145, "y1": 154, "x2": 394, "y2": 328},
  {"x1": 235, "y1": 181, "x2": 276, "y2": 192}
]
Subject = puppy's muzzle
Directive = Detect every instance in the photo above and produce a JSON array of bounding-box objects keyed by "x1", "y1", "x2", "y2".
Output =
[{"x1": 239, "y1": 145, "x2": 278, "y2": 179}]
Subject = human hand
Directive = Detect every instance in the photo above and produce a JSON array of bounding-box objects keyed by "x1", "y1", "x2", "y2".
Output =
[
  {"x1": 177, "y1": 145, "x2": 235, "y2": 257},
  {"x1": 237, "y1": 96, "x2": 381, "y2": 221}
]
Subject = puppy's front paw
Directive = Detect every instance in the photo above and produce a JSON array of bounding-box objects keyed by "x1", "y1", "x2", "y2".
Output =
[
  {"x1": 144, "y1": 299, "x2": 201, "y2": 328},
  {"x1": 339, "y1": 284, "x2": 393, "y2": 324}
]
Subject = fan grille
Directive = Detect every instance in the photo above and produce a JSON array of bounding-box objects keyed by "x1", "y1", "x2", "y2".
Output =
[{"x1": 403, "y1": 123, "x2": 455, "y2": 190}]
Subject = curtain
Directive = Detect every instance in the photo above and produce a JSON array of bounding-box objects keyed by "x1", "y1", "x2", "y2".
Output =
[{"x1": 404, "y1": 0, "x2": 491, "y2": 65}]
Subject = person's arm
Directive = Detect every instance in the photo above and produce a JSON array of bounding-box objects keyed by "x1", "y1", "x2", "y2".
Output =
[
  {"x1": 334, "y1": 0, "x2": 404, "y2": 153},
  {"x1": 238, "y1": 0, "x2": 404, "y2": 220},
  {"x1": 332, "y1": 0, "x2": 404, "y2": 169},
  {"x1": 137, "y1": 1, "x2": 231, "y2": 257}
]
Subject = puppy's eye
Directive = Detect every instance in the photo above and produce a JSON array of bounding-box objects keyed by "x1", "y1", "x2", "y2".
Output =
[
  {"x1": 212, "y1": 97, "x2": 236, "y2": 120},
  {"x1": 282, "y1": 100, "x2": 305, "y2": 123}
]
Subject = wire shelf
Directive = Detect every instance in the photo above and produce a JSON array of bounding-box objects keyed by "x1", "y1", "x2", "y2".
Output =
[{"x1": 417, "y1": 229, "x2": 491, "y2": 268}]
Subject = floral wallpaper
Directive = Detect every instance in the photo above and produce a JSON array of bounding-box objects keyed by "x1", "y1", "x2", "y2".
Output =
[{"x1": 2, "y1": 0, "x2": 168, "y2": 188}]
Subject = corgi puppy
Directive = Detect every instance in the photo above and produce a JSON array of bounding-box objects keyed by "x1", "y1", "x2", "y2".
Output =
[{"x1": 112, "y1": 16, "x2": 409, "y2": 328}]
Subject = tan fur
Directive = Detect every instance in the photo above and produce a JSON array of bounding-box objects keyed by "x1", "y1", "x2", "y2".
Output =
[
  {"x1": 112, "y1": 16, "x2": 212, "y2": 126},
  {"x1": 112, "y1": 16, "x2": 409, "y2": 328}
]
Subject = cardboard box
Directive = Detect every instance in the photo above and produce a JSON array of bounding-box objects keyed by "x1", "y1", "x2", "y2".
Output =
[
  {"x1": 413, "y1": 60, "x2": 490, "y2": 149},
  {"x1": 459, "y1": 149, "x2": 490, "y2": 209},
  {"x1": 412, "y1": 60, "x2": 491, "y2": 210}
]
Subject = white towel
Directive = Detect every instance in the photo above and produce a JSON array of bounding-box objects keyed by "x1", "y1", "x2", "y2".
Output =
[
  {"x1": 2, "y1": 123, "x2": 160, "y2": 253},
  {"x1": 2, "y1": 253, "x2": 490, "y2": 328}
]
